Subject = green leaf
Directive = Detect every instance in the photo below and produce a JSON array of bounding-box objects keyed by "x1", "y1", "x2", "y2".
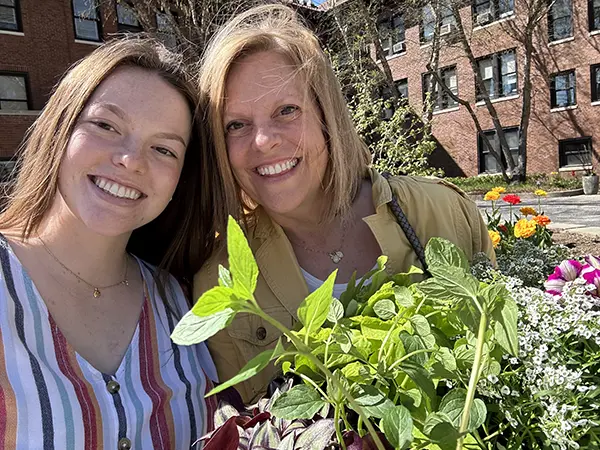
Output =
[
  {"x1": 171, "y1": 308, "x2": 235, "y2": 345},
  {"x1": 367, "y1": 281, "x2": 395, "y2": 306},
  {"x1": 399, "y1": 332, "x2": 428, "y2": 365},
  {"x1": 353, "y1": 385, "x2": 395, "y2": 419},
  {"x1": 394, "y1": 285, "x2": 415, "y2": 308},
  {"x1": 332, "y1": 327, "x2": 353, "y2": 353},
  {"x1": 425, "y1": 237, "x2": 469, "y2": 271},
  {"x1": 191, "y1": 286, "x2": 241, "y2": 317},
  {"x1": 438, "y1": 389, "x2": 487, "y2": 432},
  {"x1": 423, "y1": 411, "x2": 454, "y2": 435},
  {"x1": 428, "y1": 422, "x2": 460, "y2": 450},
  {"x1": 400, "y1": 360, "x2": 436, "y2": 400},
  {"x1": 410, "y1": 314, "x2": 431, "y2": 337},
  {"x1": 354, "y1": 316, "x2": 393, "y2": 341},
  {"x1": 206, "y1": 347, "x2": 274, "y2": 396},
  {"x1": 420, "y1": 266, "x2": 479, "y2": 305},
  {"x1": 217, "y1": 264, "x2": 233, "y2": 288},
  {"x1": 271, "y1": 385, "x2": 326, "y2": 420},
  {"x1": 227, "y1": 216, "x2": 259, "y2": 299},
  {"x1": 298, "y1": 270, "x2": 337, "y2": 335},
  {"x1": 373, "y1": 299, "x2": 397, "y2": 320},
  {"x1": 382, "y1": 405, "x2": 413, "y2": 449},
  {"x1": 327, "y1": 297, "x2": 344, "y2": 323},
  {"x1": 491, "y1": 295, "x2": 519, "y2": 356},
  {"x1": 345, "y1": 299, "x2": 359, "y2": 317},
  {"x1": 434, "y1": 347, "x2": 457, "y2": 372}
]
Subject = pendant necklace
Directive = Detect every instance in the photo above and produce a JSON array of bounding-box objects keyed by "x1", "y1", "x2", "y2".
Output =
[
  {"x1": 38, "y1": 236, "x2": 129, "y2": 297},
  {"x1": 291, "y1": 221, "x2": 347, "y2": 264}
]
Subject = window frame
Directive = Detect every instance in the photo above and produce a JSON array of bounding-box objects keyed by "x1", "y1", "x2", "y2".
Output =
[
  {"x1": 472, "y1": 0, "x2": 515, "y2": 26},
  {"x1": 0, "y1": 0, "x2": 22, "y2": 32},
  {"x1": 591, "y1": 64, "x2": 600, "y2": 102},
  {"x1": 116, "y1": 2, "x2": 142, "y2": 33},
  {"x1": 589, "y1": 0, "x2": 600, "y2": 31},
  {"x1": 477, "y1": 126, "x2": 520, "y2": 174},
  {"x1": 550, "y1": 69, "x2": 576, "y2": 108},
  {"x1": 377, "y1": 13, "x2": 406, "y2": 57},
  {"x1": 558, "y1": 137, "x2": 593, "y2": 168},
  {"x1": 422, "y1": 65, "x2": 458, "y2": 111},
  {"x1": 548, "y1": 0, "x2": 573, "y2": 42},
  {"x1": 72, "y1": 0, "x2": 102, "y2": 42},
  {"x1": 476, "y1": 49, "x2": 518, "y2": 101},
  {"x1": 0, "y1": 71, "x2": 31, "y2": 110}
]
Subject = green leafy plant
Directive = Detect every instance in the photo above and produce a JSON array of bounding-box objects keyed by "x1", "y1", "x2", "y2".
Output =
[{"x1": 172, "y1": 217, "x2": 518, "y2": 450}]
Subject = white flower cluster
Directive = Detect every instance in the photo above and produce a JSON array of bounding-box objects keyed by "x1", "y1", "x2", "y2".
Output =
[{"x1": 477, "y1": 277, "x2": 600, "y2": 449}]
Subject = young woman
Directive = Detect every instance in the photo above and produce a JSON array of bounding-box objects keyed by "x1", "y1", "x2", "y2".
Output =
[
  {"x1": 194, "y1": 5, "x2": 495, "y2": 403},
  {"x1": 0, "y1": 37, "x2": 223, "y2": 449}
]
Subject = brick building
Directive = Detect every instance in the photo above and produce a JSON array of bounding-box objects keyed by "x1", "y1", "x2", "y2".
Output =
[
  {"x1": 0, "y1": 0, "x2": 174, "y2": 176},
  {"x1": 370, "y1": 0, "x2": 600, "y2": 176}
]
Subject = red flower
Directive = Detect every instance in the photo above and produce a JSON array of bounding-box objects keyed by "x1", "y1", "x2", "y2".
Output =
[
  {"x1": 502, "y1": 194, "x2": 522, "y2": 205},
  {"x1": 498, "y1": 224, "x2": 508, "y2": 233}
]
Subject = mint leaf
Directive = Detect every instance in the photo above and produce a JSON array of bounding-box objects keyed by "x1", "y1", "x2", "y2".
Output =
[
  {"x1": 400, "y1": 360, "x2": 436, "y2": 400},
  {"x1": 420, "y1": 266, "x2": 479, "y2": 305},
  {"x1": 425, "y1": 237, "x2": 469, "y2": 271},
  {"x1": 298, "y1": 270, "x2": 337, "y2": 335},
  {"x1": 394, "y1": 285, "x2": 415, "y2": 308},
  {"x1": 492, "y1": 295, "x2": 519, "y2": 356},
  {"x1": 271, "y1": 385, "x2": 326, "y2": 419},
  {"x1": 439, "y1": 389, "x2": 487, "y2": 432},
  {"x1": 227, "y1": 216, "x2": 258, "y2": 299},
  {"x1": 373, "y1": 299, "x2": 396, "y2": 320},
  {"x1": 171, "y1": 308, "x2": 235, "y2": 345},
  {"x1": 327, "y1": 297, "x2": 344, "y2": 323},
  {"x1": 206, "y1": 347, "x2": 274, "y2": 396},
  {"x1": 218, "y1": 264, "x2": 233, "y2": 288},
  {"x1": 191, "y1": 286, "x2": 242, "y2": 317},
  {"x1": 382, "y1": 405, "x2": 413, "y2": 449}
]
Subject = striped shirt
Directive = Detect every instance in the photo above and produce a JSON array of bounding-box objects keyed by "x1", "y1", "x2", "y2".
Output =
[{"x1": 0, "y1": 236, "x2": 217, "y2": 450}]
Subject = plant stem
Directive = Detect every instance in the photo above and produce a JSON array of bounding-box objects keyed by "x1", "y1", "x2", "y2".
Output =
[
  {"x1": 334, "y1": 405, "x2": 347, "y2": 450},
  {"x1": 387, "y1": 348, "x2": 432, "y2": 371},
  {"x1": 256, "y1": 310, "x2": 388, "y2": 450},
  {"x1": 456, "y1": 308, "x2": 489, "y2": 450}
]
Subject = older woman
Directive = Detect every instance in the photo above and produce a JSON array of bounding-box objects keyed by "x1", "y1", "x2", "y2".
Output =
[
  {"x1": 194, "y1": 5, "x2": 494, "y2": 403},
  {"x1": 0, "y1": 37, "x2": 223, "y2": 448}
]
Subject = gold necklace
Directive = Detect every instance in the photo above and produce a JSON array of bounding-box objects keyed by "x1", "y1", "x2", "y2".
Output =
[
  {"x1": 38, "y1": 236, "x2": 129, "y2": 298},
  {"x1": 288, "y1": 221, "x2": 347, "y2": 264}
]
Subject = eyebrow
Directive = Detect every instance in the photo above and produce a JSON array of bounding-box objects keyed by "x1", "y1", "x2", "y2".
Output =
[{"x1": 154, "y1": 132, "x2": 187, "y2": 147}]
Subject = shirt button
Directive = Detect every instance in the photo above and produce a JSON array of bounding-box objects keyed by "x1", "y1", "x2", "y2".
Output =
[
  {"x1": 118, "y1": 437, "x2": 131, "y2": 450},
  {"x1": 256, "y1": 326, "x2": 267, "y2": 341},
  {"x1": 106, "y1": 380, "x2": 120, "y2": 395}
]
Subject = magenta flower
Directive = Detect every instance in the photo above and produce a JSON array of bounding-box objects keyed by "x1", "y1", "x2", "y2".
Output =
[
  {"x1": 585, "y1": 255, "x2": 600, "y2": 269},
  {"x1": 581, "y1": 268, "x2": 600, "y2": 295},
  {"x1": 544, "y1": 260, "x2": 583, "y2": 295}
]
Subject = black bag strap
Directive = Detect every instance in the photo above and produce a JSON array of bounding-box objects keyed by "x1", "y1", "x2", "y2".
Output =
[{"x1": 381, "y1": 172, "x2": 429, "y2": 275}]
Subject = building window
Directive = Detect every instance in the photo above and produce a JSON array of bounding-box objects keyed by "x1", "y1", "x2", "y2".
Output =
[
  {"x1": 476, "y1": 49, "x2": 517, "y2": 101},
  {"x1": 396, "y1": 79, "x2": 408, "y2": 99},
  {"x1": 422, "y1": 66, "x2": 458, "y2": 111},
  {"x1": 381, "y1": 79, "x2": 409, "y2": 119},
  {"x1": 378, "y1": 14, "x2": 405, "y2": 57},
  {"x1": 0, "y1": 0, "x2": 21, "y2": 32},
  {"x1": 590, "y1": 0, "x2": 600, "y2": 31},
  {"x1": 0, "y1": 73, "x2": 29, "y2": 110},
  {"x1": 421, "y1": 3, "x2": 455, "y2": 43},
  {"x1": 548, "y1": 0, "x2": 572, "y2": 41},
  {"x1": 0, "y1": 159, "x2": 16, "y2": 183},
  {"x1": 478, "y1": 127, "x2": 519, "y2": 173},
  {"x1": 72, "y1": 0, "x2": 102, "y2": 41},
  {"x1": 117, "y1": 2, "x2": 142, "y2": 32},
  {"x1": 559, "y1": 137, "x2": 593, "y2": 168},
  {"x1": 550, "y1": 70, "x2": 576, "y2": 108},
  {"x1": 156, "y1": 11, "x2": 177, "y2": 48},
  {"x1": 592, "y1": 64, "x2": 600, "y2": 102},
  {"x1": 473, "y1": 0, "x2": 515, "y2": 26}
]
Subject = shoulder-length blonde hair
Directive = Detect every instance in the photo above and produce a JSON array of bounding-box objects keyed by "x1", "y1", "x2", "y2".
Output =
[
  {"x1": 199, "y1": 4, "x2": 370, "y2": 224},
  {"x1": 1, "y1": 36, "x2": 225, "y2": 284}
]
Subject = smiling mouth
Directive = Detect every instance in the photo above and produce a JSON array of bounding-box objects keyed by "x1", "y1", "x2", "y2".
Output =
[
  {"x1": 255, "y1": 158, "x2": 300, "y2": 176},
  {"x1": 90, "y1": 176, "x2": 144, "y2": 200}
]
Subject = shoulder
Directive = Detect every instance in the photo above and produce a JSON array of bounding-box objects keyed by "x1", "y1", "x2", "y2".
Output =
[{"x1": 389, "y1": 175, "x2": 471, "y2": 203}]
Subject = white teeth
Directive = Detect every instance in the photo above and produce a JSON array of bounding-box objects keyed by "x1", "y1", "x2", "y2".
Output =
[
  {"x1": 93, "y1": 176, "x2": 142, "y2": 200},
  {"x1": 257, "y1": 158, "x2": 298, "y2": 176}
]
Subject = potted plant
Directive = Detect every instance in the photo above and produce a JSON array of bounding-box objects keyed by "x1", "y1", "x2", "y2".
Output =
[{"x1": 574, "y1": 151, "x2": 598, "y2": 195}]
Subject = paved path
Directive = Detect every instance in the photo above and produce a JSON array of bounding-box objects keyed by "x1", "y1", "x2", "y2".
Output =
[{"x1": 475, "y1": 194, "x2": 600, "y2": 235}]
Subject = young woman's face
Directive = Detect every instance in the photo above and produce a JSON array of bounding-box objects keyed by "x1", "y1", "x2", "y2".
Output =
[
  {"x1": 57, "y1": 66, "x2": 191, "y2": 237},
  {"x1": 223, "y1": 51, "x2": 329, "y2": 220}
]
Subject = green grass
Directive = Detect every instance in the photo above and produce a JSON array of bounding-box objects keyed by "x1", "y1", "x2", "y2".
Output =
[{"x1": 445, "y1": 173, "x2": 582, "y2": 194}]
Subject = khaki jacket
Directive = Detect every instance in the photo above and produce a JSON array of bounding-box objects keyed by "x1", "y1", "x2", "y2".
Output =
[{"x1": 193, "y1": 169, "x2": 494, "y2": 402}]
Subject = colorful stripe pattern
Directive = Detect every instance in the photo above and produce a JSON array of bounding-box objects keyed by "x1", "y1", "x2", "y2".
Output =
[{"x1": 0, "y1": 237, "x2": 216, "y2": 449}]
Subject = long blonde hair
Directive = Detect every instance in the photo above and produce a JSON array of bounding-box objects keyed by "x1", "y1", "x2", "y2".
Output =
[
  {"x1": 1, "y1": 36, "x2": 225, "y2": 283},
  {"x1": 199, "y1": 4, "x2": 370, "y2": 224}
]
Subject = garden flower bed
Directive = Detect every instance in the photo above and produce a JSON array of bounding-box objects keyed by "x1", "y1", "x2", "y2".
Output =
[{"x1": 173, "y1": 216, "x2": 599, "y2": 450}]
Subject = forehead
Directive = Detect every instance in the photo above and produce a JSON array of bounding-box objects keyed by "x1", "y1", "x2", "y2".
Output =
[{"x1": 225, "y1": 51, "x2": 306, "y2": 106}]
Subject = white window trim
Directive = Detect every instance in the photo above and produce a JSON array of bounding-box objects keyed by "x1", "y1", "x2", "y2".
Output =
[
  {"x1": 590, "y1": 29, "x2": 600, "y2": 36},
  {"x1": 558, "y1": 164, "x2": 593, "y2": 172},
  {"x1": 0, "y1": 110, "x2": 40, "y2": 116},
  {"x1": 476, "y1": 94, "x2": 520, "y2": 106},
  {"x1": 550, "y1": 104, "x2": 578, "y2": 112},
  {"x1": 472, "y1": 13, "x2": 515, "y2": 32},
  {"x1": 432, "y1": 105, "x2": 460, "y2": 115},
  {"x1": 74, "y1": 39, "x2": 102, "y2": 46},
  {"x1": 548, "y1": 36, "x2": 575, "y2": 46},
  {"x1": 0, "y1": 30, "x2": 24, "y2": 36},
  {"x1": 591, "y1": 100, "x2": 600, "y2": 106}
]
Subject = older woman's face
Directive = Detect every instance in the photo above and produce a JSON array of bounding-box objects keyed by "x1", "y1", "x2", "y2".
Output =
[
  {"x1": 57, "y1": 66, "x2": 191, "y2": 237},
  {"x1": 223, "y1": 51, "x2": 329, "y2": 220}
]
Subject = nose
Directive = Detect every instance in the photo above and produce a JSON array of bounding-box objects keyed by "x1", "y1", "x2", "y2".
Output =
[
  {"x1": 253, "y1": 124, "x2": 281, "y2": 153},
  {"x1": 112, "y1": 139, "x2": 147, "y2": 174}
]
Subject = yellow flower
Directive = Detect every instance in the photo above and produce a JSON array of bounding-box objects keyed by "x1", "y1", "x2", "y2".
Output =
[
  {"x1": 484, "y1": 190, "x2": 501, "y2": 201},
  {"x1": 533, "y1": 215, "x2": 551, "y2": 227},
  {"x1": 491, "y1": 186, "x2": 506, "y2": 193},
  {"x1": 520, "y1": 206, "x2": 537, "y2": 217},
  {"x1": 534, "y1": 189, "x2": 547, "y2": 197},
  {"x1": 514, "y1": 218, "x2": 537, "y2": 239},
  {"x1": 488, "y1": 230, "x2": 501, "y2": 248}
]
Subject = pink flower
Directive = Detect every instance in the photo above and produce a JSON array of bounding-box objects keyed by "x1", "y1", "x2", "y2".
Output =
[
  {"x1": 585, "y1": 255, "x2": 600, "y2": 269},
  {"x1": 582, "y1": 268, "x2": 600, "y2": 295},
  {"x1": 544, "y1": 260, "x2": 583, "y2": 295}
]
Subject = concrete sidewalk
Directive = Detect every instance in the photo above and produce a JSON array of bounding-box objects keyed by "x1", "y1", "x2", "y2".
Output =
[{"x1": 475, "y1": 193, "x2": 600, "y2": 236}]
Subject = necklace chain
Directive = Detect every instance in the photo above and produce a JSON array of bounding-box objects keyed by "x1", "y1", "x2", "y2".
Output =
[
  {"x1": 38, "y1": 236, "x2": 129, "y2": 298},
  {"x1": 289, "y1": 221, "x2": 348, "y2": 264}
]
